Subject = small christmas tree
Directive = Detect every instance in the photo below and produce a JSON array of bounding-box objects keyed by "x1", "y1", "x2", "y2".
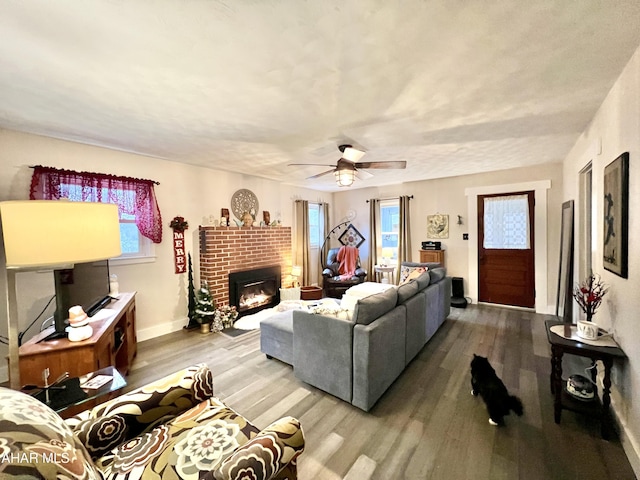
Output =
[
  {"x1": 185, "y1": 254, "x2": 199, "y2": 329},
  {"x1": 195, "y1": 282, "x2": 216, "y2": 326}
]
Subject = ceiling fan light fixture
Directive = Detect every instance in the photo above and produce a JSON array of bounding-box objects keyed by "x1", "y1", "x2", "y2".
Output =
[{"x1": 335, "y1": 168, "x2": 355, "y2": 187}]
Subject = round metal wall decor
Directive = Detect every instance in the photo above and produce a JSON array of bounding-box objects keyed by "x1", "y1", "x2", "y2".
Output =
[{"x1": 230, "y1": 189, "x2": 259, "y2": 220}]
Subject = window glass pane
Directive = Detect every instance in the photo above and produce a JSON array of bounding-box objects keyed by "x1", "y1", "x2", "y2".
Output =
[
  {"x1": 380, "y1": 201, "x2": 399, "y2": 261},
  {"x1": 483, "y1": 195, "x2": 530, "y2": 249},
  {"x1": 308, "y1": 204, "x2": 320, "y2": 248},
  {"x1": 119, "y1": 222, "x2": 141, "y2": 254}
]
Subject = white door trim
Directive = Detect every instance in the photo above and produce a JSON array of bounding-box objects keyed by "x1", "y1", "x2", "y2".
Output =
[{"x1": 465, "y1": 180, "x2": 552, "y2": 313}]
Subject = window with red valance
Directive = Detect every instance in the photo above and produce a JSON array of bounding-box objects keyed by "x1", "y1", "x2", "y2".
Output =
[{"x1": 30, "y1": 166, "x2": 163, "y2": 248}]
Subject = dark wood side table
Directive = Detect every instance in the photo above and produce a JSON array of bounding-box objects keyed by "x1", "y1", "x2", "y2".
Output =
[
  {"x1": 545, "y1": 320, "x2": 626, "y2": 439},
  {"x1": 26, "y1": 366, "x2": 127, "y2": 418}
]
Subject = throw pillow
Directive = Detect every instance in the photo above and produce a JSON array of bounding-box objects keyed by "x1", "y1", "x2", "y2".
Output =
[
  {"x1": 399, "y1": 265, "x2": 428, "y2": 285},
  {"x1": 0, "y1": 387, "x2": 102, "y2": 479}
]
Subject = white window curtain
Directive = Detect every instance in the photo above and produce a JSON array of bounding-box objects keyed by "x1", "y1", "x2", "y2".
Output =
[{"x1": 483, "y1": 194, "x2": 530, "y2": 249}]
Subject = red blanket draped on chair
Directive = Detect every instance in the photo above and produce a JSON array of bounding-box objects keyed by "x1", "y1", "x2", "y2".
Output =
[{"x1": 336, "y1": 245, "x2": 359, "y2": 280}]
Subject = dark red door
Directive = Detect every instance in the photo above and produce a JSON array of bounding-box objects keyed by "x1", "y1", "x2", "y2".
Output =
[{"x1": 478, "y1": 191, "x2": 535, "y2": 308}]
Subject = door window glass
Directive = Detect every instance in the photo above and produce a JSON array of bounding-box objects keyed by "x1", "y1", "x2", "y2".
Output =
[{"x1": 483, "y1": 194, "x2": 530, "y2": 249}]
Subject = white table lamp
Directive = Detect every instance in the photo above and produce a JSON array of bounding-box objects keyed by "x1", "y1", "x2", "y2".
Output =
[{"x1": 0, "y1": 200, "x2": 121, "y2": 389}]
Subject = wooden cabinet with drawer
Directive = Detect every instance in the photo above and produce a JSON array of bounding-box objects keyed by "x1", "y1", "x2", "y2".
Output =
[
  {"x1": 18, "y1": 292, "x2": 137, "y2": 387},
  {"x1": 419, "y1": 249, "x2": 445, "y2": 267}
]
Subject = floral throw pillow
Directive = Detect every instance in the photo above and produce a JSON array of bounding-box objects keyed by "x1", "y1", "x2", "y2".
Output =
[
  {"x1": 399, "y1": 266, "x2": 428, "y2": 285},
  {"x1": 0, "y1": 387, "x2": 101, "y2": 479}
]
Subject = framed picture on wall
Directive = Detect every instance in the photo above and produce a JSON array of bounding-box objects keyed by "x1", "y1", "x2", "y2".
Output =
[
  {"x1": 603, "y1": 152, "x2": 629, "y2": 278},
  {"x1": 427, "y1": 214, "x2": 449, "y2": 239}
]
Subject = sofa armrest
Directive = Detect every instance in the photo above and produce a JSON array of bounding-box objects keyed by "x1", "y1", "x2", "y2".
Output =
[
  {"x1": 355, "y1": 267, "x2": 367, "y2": 278},
  {"x1": 293, "y1": 310, "x2": 354, "y2": 403},
  {"x1": 212, "y1": 416, "x2": 305, "y2": 480}
]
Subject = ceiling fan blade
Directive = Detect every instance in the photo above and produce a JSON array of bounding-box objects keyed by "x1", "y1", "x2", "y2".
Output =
[
  {"x1": 341, "y1": 146, "x2": 366, "y2": 162},
  {"x1": 306, "y1": 169, "x2": 335, "y2": 180},
  {"x1": 288, "y1": 163, "x2": 336, "y2": 167},
  {"x1": 355, "y1": 169, "x2": 374, "y2": 180},
  {"x1": 354, "y1": 161, "x2": 407, "y2": 169}
]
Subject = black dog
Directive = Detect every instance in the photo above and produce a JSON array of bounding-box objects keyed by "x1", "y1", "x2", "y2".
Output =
[{"x1": 470, "y1": 354, "x2": 523, "y2": 425}]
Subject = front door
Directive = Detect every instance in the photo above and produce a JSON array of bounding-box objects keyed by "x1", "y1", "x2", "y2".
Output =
[{"x1": 478, "y1": 191, "x2": 535, "y2": 308}]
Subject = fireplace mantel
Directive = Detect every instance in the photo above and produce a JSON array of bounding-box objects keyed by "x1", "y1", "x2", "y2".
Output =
[{"x1": 199, "y1": 226, "x2": 292, "y2": 308}]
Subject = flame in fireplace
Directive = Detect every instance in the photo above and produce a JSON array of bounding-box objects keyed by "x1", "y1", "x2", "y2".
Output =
[{"x1": 239, "y1": 291, "x2": 272, "y2": 310}]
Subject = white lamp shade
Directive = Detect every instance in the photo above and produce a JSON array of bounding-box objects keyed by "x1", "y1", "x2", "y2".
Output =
[
  {"x1": 291, "y1": 265, "x2": 302, "y2": 277},
  {"x1": 0, "y1": 200, "x2": 122, "y2": 268}
]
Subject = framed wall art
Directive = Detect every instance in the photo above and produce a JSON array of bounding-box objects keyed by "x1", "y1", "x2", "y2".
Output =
[
  {"x1": 603, "y1": 152, "x2": 629, "y2": 278},
  {"x1": 338, "y1": 223, "x2": 365, "y2": 248},
  {"x1": 427, "y1": 214, "x2": 449, "y2": 239}
]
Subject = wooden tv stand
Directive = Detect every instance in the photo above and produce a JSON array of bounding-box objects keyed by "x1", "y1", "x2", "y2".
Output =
[{"x1": 18, "y1": 292, "x2": 137, "y2": 388}]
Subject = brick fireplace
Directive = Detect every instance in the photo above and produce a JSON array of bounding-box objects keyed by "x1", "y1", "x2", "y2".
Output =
[{"x1": 198, "y1": 226, "x2": 292, "y2": 311}]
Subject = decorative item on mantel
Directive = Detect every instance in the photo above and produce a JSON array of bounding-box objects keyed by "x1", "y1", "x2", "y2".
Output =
[
  {"x1": 195, "y1": 282, "x2": 216, "y2": 333},
  {"x1": 573, "y1": 273, "x2": 608, "y2": 323},
  {"x1": 169, "y1": 216, "x2": 189, "y2": 274},
  {"x1": 221, "y1": 208, "x2": 230, "y2": 226},
  {"x1": 231, "y1": 189, "x2": 259, "y2": 225}
]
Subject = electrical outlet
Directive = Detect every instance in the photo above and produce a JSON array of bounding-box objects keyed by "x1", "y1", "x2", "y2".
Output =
[{"x1": 463, "y1": 233, "x2": 469, "y2": 240}]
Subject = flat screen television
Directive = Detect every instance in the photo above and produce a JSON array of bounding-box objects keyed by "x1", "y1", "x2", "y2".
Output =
[{"x1": 41, "y1": 260, "x2": 113, "y2": 341}]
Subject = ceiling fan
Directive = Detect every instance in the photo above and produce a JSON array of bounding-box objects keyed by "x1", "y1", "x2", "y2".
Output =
[{"x1": 289, "y1": 145, "x2": 407, "y2": 187}]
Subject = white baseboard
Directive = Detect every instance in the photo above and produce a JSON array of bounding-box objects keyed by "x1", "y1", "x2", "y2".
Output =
[
  {"x1": 136, "y1": 317, "x2": 189, "y2": 343},
  {"x1": 612, "y1": 402, "x2": 640, "y2": 477}
]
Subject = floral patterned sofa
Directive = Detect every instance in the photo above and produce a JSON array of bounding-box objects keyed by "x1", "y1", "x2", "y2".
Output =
[{"x1": 0, "y1": 364, "x2": 305, "y2": 479}]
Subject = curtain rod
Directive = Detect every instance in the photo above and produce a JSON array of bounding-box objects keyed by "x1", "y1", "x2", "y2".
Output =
[
  {"x1": 29, "y1": 165, "x2": 160, "y2": 185},
  {"x1": 366, "y1": 195, "x2": 413, "y2": 203}
]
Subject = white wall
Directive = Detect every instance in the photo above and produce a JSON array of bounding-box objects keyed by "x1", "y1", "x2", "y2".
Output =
[
  {"x1": 0, "y1": 128, "x2": 332, "y2": 382},
  {"x1": 332, "y1": 163, "x2": 563, "y2": 310},
  {"x1": 563, "y1": 44, "x2": 640, "y2": 474}
]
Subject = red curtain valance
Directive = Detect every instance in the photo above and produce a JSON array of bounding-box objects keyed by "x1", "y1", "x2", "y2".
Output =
[{"x1": 30, "y1": 166, "x2": 162, "y2": 243}]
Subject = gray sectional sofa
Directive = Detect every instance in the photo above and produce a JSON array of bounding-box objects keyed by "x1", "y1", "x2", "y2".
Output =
[{"x1": 261, "y1": 266, "x2": 451, "y2": 411}]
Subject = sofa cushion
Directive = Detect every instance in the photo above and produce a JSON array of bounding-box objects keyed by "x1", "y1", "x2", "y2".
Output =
[
  {"x1": 428, "y1": 267, "x2": 447, "y2": 284},
  {"x1": 67, "y1": 364, "x2": 214, "y2": 459},
  {"x1": 0, "y1": 387, "x2": 102, "y2": 479},
  {"x1": 93, "y1": 397, "x2": 261, "y2": 479},
  {"x1": 397, "y1": 279, "x2": 420, "y2": 304},
  {"x1": 399, "y1": 264, "x2": 429, "y2": 284},
  {"x1": 353, "y1": 286, "x2": 398, "y2": 325},
  {"x1": 415, "y1": 271, "x2": 431, "y2": 291}
]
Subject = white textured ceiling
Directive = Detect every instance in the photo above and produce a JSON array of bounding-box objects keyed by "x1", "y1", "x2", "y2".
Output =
[{"x1": 1, "y1": 1, "x2": 640, "y2": 191}]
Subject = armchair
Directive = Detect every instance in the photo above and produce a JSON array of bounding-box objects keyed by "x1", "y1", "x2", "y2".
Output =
[
  {"x1": 0, "y1": 364, "x2": 304, "y2": 480},
  {"x1": 322, "y1": 246, "x2": 367, "y2": 298}
]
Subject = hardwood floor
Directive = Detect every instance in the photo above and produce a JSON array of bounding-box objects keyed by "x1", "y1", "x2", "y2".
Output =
[{"x1": 126, "y1": 304, "x2": 636, "y2": 479}]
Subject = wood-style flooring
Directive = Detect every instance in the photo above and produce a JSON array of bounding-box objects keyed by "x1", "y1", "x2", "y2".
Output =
[{"x1": 125, "y1": 304, "x2": 636, "y2": 479}]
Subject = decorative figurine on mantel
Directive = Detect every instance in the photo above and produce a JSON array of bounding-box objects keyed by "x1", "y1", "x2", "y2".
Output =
[{"x1": 242, "y1": 211, "x2": 253, "y2": 227}]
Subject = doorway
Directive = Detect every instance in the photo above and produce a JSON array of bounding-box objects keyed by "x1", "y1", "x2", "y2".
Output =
[{"x1": 478, "y1": 191, "x2": 535, "y2": 308}]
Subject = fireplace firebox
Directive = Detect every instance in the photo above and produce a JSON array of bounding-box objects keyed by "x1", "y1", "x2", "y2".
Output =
[{"x1": 229, "y1": 265, "x2": 281, "y2": 318}]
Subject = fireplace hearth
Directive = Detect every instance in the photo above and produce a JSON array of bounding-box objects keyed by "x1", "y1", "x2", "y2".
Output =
[{"x1": 229, "y1": 265, "x2": 281, "y2": 317}]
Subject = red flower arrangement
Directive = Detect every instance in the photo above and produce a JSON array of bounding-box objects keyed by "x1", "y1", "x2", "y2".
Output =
[{"x1": 572, "y1": 274, "x2": 608, "y2": 322}]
